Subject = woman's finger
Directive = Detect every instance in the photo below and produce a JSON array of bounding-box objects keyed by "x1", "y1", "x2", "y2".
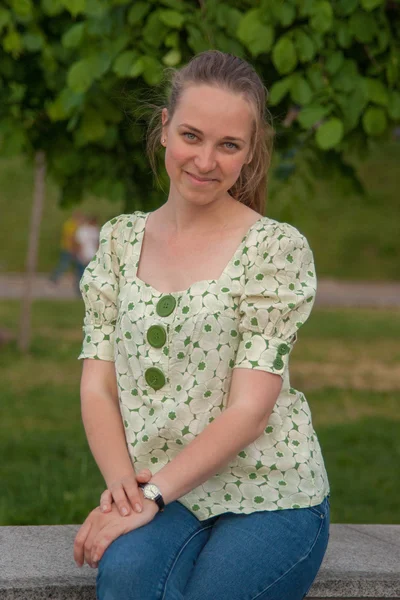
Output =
[
  {"x1": 123, "y1": 479, "x2": 143, "y2": 514},
  {"x1": 136, "y1": 469, "x2": 152, "y2": 481},
  {"x1": 110, "y1": 486, "x2": 132, "y2": 516},
  {"x1": 91, "y1": 522, "x2": 122, "y2": 565},
  {"x1": 83, "y1": 521, "x2": 101, "y2": 568},
  {"x1": 73, "y1": 520, "x2": 92, "y2": 567},
  {"x1": 100, "y1": 489, "x2": 113, "y2": 513}
]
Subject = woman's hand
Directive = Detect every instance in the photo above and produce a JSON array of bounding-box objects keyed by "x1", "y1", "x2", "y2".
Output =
[
  {"x1": 74, "y1": 499, "x2": 159, "y2": 568},
  {"x1": 101, "y1": 468, "x2": 152, "y2": 517}
]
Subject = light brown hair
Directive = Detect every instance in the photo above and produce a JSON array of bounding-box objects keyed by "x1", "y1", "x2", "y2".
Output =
[{"x1": 146, "y1": 50, "x2": 275, "y2": 215}]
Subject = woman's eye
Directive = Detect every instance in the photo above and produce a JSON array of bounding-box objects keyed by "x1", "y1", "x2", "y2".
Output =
[
  {"x1": 183, "y1": 132, "x2": 197, "y2": 141},
  {"x1": 224, "y1": 142, "x2": 238, "y2": 150}
]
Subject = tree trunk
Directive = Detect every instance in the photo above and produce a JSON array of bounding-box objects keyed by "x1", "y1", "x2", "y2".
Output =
[{"x1": 18, "y1": 151, "x2": 46, "y2": 353}]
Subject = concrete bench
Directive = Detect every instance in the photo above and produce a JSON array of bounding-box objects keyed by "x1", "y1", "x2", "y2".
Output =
[{"x1": 0, "y1": 524, "x2": 399, "y2": 599}]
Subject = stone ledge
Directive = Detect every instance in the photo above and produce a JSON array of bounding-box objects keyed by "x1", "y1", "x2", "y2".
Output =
[{"x1": 0, "y1": 524, "x2": 399, "y2": 599}]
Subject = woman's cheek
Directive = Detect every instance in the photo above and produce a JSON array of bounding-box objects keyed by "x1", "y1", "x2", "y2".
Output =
[
  {"x1": 165, "y1": 142, "x2": 189, "y2": 174},
  {"x1": 229, "y1": 157, "x2": 247, "y2": 184}
]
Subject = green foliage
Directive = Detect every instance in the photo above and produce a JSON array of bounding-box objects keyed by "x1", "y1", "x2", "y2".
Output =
[
  {"x1": 0, "y1": 0, "x2": 399, "y2": 210},
  {"x1": 310, "y1": 1, "x2": 333, "y2": 34},
  {"x1": 316, "y1": 118, "x2": 344, "y2": 149},
  {"x1": 362, "y1": 106, "x2": 387, "y2": 135},
  {"x1": 237, "y1": 9, "x2": 274, "y2": 57},
  {"x1": 273, "y1": 36, "x2": 298, "y2": 74}
]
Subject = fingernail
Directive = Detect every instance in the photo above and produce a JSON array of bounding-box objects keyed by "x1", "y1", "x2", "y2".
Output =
[
  {"x1": 101, "y1": 504, "x2": 108, "y2": 512},
  {"x1": 121, "y1": 507, "x2": 128, "y2": 516},
  {"x1": 75, "y1": 561, "x2": 81, "y2": 568},
  {"x1": 93, "y1": 554, "x2": 99, "y2": 563},
  {"x1": 135, "y1": 503, "x2": 142, "y2": 513}
]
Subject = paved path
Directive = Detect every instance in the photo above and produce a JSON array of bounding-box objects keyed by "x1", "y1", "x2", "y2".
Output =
[{"x1": 0, "y1": 273, "x2": 399, "y2": 307}]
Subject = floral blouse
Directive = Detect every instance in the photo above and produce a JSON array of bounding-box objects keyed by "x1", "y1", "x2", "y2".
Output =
[{"x1": 78, "y1": 211, "x2": 330, "y2": 521}]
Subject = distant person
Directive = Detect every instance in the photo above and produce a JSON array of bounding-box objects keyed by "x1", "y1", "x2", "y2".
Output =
[
  {"x1": 75, "y1": 215, "x2": 100, "y2": 281},
  {"x1": 49, "y1": 211, "x2": 83, "y2": 291}
]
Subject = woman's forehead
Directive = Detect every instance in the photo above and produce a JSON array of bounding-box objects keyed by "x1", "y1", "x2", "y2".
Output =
[{"x1": 172, "y1": 84, "x2": 253, "y2": 138}]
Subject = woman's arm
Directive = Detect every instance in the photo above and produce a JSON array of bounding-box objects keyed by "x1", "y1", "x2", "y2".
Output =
[
  {"x1": 80, "y1": 359, "x2": 144, "y2": 514},
  {"x1": 150, "y1": 368, "x2": 282, "y2": 505}
]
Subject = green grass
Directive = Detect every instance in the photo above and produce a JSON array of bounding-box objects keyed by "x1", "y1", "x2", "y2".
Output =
[
  {"x1": 1, "y1": 139, "x2": 400, "y2": 279},
  {"x1": 318, "y1": 416, "x2": 400, "y2": 524},
  {"x1": 1, "y1": 300, "x2": 399, "y2": 524},
  {"x1": 301, "y1": 307, "x2": 400, "y2": 339},
  {"x1": 0, "y1": 300, "x2": 100, "y2": 525},
  {"x1": 1, "y1": 388, "x2": 103, "y2": 526}
]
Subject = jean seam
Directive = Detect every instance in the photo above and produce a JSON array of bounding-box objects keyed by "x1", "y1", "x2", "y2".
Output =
[
  {"x1": 160, "y1": 523, "x2": 215, "y2": 600},
  {"x1": 250, "y1": 513, "x2": 327, "y2": 600},
  {"x1": 307, "y1": 497, "x2": 328, "y2": 519},
  {"x1": 308, "y1": 506, "x2": 324, "y2": 518}
]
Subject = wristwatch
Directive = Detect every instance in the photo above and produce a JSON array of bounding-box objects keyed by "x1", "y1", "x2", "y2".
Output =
[{"x1": 138, "y1": 482, "x2": 165, "y2": 513}]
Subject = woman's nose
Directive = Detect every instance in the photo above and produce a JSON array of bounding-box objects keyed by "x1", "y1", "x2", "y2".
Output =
[{"x1": 193, "y1": 145, "x2": 217, "y2": 172}]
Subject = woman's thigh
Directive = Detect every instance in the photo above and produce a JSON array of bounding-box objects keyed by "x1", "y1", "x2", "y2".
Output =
[
  {"x1": 96, "y1": 501, "x2": 216, "y2": 600},
  {"x1": 181, "y1": 496, "x2": 330, "y2": 600}
]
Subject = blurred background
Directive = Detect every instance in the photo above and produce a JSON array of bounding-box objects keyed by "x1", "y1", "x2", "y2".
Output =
[{"x1": 0, "y1": 0, "x2": 399, "y2": 526}]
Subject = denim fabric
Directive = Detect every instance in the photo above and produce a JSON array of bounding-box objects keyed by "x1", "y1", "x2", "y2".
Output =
[
  {"x1": 97, "y1": 495, "x2": 330, "y2": 600},
  {"x1": 50, "y1": 250, "x2": 75, "y2": 281}
]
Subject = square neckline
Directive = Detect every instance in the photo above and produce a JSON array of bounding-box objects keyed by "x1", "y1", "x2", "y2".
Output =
[{"x1": 134, "y1": 211, "x2": 265, "y2": 296}]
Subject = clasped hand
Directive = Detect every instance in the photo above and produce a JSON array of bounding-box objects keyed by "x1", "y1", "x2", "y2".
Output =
[
  {"x1": 74, "y1": 496, "x2": 159, "y2": 568},
  {"x1": 74, "y1": 468, "x2": 158, "y2": 568},
  {"x1": 101, "y1": 468, "x2": 152, "y2": 516}
]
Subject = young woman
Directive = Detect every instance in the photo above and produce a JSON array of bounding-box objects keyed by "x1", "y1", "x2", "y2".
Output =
[{"x1": 74, "y1": 50, "x2": 330, "y2": 600}]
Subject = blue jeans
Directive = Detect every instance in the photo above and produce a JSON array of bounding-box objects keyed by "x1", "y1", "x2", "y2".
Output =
[
  {"x1": 97, "y1": 495, "x2": 330, "y2": 600},
  {"x1": 50, "y1": 250, "x2": 83, "y2": 295},
  {"x1": 50, "y1": 250, "x2": 75, "y2": 282},
  {"x1": 50, "y1": 250, "x2": 87, "y2": 295}
]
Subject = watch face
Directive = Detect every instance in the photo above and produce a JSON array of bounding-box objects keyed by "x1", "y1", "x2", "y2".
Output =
[{"x1": 144, "y1": 484, "x2": 159, "y2": 499}]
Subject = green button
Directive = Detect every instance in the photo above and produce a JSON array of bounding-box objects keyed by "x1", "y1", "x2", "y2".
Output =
[
  {"x1": 273, "y1": 356, "x2": 284, "y2": 371},
  {"x1": 147, "y1": 325, "x2": 167, "y2": 348},
  {"x1": 145, "y1": 367, "x2": 166, "y2": 390},
  {"x1": 156, "y1": 295, "x2": 176, "y2": 317},
  {"x1": 277, "y1": 343, "x2": 290, "y2": 356}
]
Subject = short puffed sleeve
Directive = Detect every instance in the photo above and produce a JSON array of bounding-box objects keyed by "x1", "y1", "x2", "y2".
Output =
[
  {"x1": 233, "y1": 222, "x2": 316, "y2": 377},
  {"x1": 78, "y1": 215, "x2": 127, "y2": 361}
]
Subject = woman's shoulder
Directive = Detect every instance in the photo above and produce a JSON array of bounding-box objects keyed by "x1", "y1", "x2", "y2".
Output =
[
  {"x1": 253, "y1": 216, "x2": 311, "y2": 251},
  {"x1": 100, "y1": 211, "x2": 145, "y2": 240}
]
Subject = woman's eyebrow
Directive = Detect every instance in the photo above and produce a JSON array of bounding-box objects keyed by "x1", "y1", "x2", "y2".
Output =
[{"x1": 178, "y1": 123, "x2": 245, "y2": 143}]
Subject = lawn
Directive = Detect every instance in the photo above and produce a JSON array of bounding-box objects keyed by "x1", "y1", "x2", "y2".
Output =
[{"x1": 1, "y1": 300, "x2": 399, "y2": 525}]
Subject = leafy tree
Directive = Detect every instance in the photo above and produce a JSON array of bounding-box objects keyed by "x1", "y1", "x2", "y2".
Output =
[{"x1": 1, "y1": 0, "x2": 399, "y2": 208}]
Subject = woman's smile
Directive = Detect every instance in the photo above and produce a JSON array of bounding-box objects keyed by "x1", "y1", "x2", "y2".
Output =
[{"x1": 184, "y1": 171, "x2": 218, "y2": 185}]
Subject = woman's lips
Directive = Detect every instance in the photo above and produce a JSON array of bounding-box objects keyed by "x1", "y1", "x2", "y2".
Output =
[{"x1": 185, "y1": 171, "x2": 217, "y2": 185}]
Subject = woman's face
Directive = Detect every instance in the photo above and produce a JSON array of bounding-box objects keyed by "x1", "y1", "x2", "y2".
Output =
[{"x1": 162, "y1": 84, "x2": 254, "y2": 206}]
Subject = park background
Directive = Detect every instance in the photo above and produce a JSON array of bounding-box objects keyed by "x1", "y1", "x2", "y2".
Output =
[{"x1": 0, "y1": 0, "x2": 399, "y2": 527}]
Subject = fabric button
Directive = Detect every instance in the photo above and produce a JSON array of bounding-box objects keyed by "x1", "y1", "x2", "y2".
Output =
[
  {"x1": 156, "y1": 295, "x2": 176, "y2": 317},
  {"x1": 277, "y1": 343, "x2": 290, "y2": 355},
  {"x1": 147, "y1": 325, "x2": 167, "y2": 348},
  {"x1": 273, "y1": 356, "x2": 284, "y2": 370},
  {"x1": 145, "y1": 367, "x2": 166, "y2": 390}
]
